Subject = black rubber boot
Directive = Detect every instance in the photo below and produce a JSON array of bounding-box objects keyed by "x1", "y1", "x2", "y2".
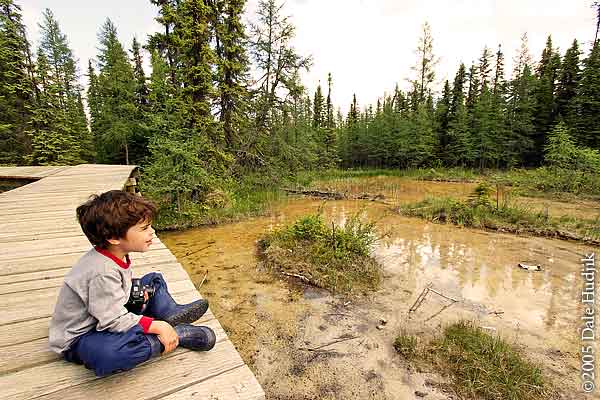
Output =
[
  {"x1": 145, "y1": 277, "x2": 209, "y2": 325},
  {"x1": 162, "y1": 299, "x2": 209, "y2": 326},
  {"x1": 175, "y1": 324, "x2": 216, "y2": 351}
]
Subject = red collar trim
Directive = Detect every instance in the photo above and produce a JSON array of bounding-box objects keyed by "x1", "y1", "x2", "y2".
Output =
[{"x1": 94, "y1": 247, "x2": 131, "y2": 269}]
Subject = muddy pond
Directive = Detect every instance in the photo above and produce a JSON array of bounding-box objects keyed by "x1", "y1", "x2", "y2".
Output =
[{"x1": 160, "y1": 179, "x2": 597, "y2": 400}]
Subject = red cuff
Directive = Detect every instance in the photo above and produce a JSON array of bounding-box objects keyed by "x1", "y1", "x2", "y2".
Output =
[{"x1": 139, "y1": 316, "x2": 154, "y2": 333}]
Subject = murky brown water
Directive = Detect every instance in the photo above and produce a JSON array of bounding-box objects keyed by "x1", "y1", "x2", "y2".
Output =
[
  {"x1": 161, "y1": 180, "x2": 595, "y2": 399},
  {"x1": 308, "y1": 175, "x2": 600, "y2": 220}
]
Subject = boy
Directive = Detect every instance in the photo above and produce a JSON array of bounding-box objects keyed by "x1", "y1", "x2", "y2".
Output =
[{"x1": 49, "y1": 190, "x2": 215, "y2": 377}]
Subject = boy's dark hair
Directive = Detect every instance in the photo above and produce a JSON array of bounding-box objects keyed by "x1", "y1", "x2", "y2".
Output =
[{"x1": 76, "y1": 190, "x2": 157, "y2": 248}]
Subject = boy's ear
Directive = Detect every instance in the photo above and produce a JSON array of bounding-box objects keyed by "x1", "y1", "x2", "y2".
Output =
[{"x1": 107, "y1": 238, "x2": 121, "y2": 246}]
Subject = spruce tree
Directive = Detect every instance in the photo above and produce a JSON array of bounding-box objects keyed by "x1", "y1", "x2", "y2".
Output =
[
  {"x1": 556, "y1": 39, "x2": 581, "y2": 123},
  {"x1": 29, "y1": 9, "x2": 87, "y2": 165},
  {"x1": 249, "y1": 0, "x2": 312, "y2": 132},
  {"x1": 410, "y1": 21, "x2": 437, "y2": 106},
  {"x1": 506, "y1": 33, "x2": 536, "y2": 165},
  {"x1": 465, "y1": 63, "x2": 479, "y2": 112},
  {"x1": 491, "y1": 45, "x2": 510, "y2": 167},
  {"x1": 449, "y1": 63, "x2": 466, "y2": 120},
  {"x1": 312, "y1": 83, "x2": 324, "y2": 129},
  {"x1": 573, "y1": 41, "x2": 600, "y2": 149},
  {"x1": 94, "y1": 18, "x2": 137, "y2": 164},
  {"x1": 532, "y1": 35, "x2": 561, "y2": 162},
  {"x1": 435, "y1": 80, "x2": 451, "y2": 159},
  {"x1": 131, "y1": 37, "x2": 149, "y2": 109},
  {"x1": 326, "y1": 72, "x2": 334, "y2": 128},
  {"x1": 0, "y1": 0, "x2": 35, "y2": 164},
  {"x1": 213, "y1": 0, "x2": 249, "y2": 150},
  {"x1": 176, "y1": 0, "x2": 216, "y2": 138}
]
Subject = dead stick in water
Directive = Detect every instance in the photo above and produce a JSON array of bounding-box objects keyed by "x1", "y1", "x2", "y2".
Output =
[
  {"x1": 282, "y1": 271, "x2": 311, "y2": 284},
  {"x1": 428, "y1": 288, "x2": 459, "y2": 303},
  {"x1": 408, "y1": 287, "x2": 430, "y2": 314},
  {"x1": 423, "y1": 302, "x2": 456, "y2": 323},
  {"x1": 181, "y1": 244, "x2": 212, "y2": 259},
  {"x1": 198, "y1": 269, "x2": 208, "y2": 289}
]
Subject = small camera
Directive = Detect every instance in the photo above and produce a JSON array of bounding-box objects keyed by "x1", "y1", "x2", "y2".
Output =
[{"x1": 126, "y1": 278, "x2": 155, "y2": 313}]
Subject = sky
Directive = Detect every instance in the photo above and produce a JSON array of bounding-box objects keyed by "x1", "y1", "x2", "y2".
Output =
[{"x1": 19, "y1": 0, "x2": 598, "y2": 113}]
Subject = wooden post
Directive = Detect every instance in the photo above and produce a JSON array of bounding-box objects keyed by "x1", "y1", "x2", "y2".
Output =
[{"x1": 125, "y1": 177, "x2": 139, "y2": 195}]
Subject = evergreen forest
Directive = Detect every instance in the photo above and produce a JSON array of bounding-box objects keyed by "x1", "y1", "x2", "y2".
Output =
[{"x1": 1, "y1": 0, "x2": 600, "y2": 223}]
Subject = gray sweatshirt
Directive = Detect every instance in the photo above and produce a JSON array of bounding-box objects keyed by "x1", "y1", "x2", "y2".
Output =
[{"x1": 49, "y1": 248, "x2": 144, "y2": 353}]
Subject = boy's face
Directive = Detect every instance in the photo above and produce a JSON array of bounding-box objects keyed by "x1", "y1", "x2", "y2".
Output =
[{"x1": 114, "y1": 219, "x2": 155, "y2": 253}]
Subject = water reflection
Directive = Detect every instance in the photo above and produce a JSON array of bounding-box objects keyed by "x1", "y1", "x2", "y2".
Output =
[{"x1": 161, "y1": 198, "x2": 590, "y2": 354}]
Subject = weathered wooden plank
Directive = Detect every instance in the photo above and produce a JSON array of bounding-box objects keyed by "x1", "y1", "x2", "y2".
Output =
[
  {"x1": 0, "y1": 210, "x2": 74, "y2": 221},
  {"x1": 0, "y1": 166, "x2": 69, "y2": 179},
  {"x1": 0, "y1": 255, "x2": 185, "y2": 285},
  {"x1": 2, "y1": 247, "x2": 177, "y2": 276},
  {"x1": 0, "y1": 317, "x2": 51, "y2": 347},
  {"x1": 0, "y1": 289, "x2": 208, "y2": 348},
  {"x1": 0, "y1": 230, "x2": 84, "y2": 243},
  {"x1": 0, "y1": 238, "x2": 167, "y2": 260},
  {"x1": 0, "y1": 279, "x2": 197, "y2": 325},
  {"x1": 160, "y1": 365, "x2": 265, "y2": 400},
  {"x1": 0, "y1": 311, "x2": 218, "y2": 375},
  {"x1": 0, "y1": 262, "x2": 191, "y2": 295},
  {"x1": 0, "y1": 319, "x2": 230, "y2": 400},
  {"x1": 0, "y1": 220, "x2": 79, "y2": 234}
]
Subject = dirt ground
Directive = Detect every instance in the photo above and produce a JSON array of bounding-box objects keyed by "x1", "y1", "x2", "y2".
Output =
[{"x1": 161, "y1": 191, "x2": 593, "y2": 400}]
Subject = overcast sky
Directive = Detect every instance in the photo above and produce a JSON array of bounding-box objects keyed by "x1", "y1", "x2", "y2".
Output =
[{"x1": 20, "y1": 0, "x2": 597, "y2": 112}]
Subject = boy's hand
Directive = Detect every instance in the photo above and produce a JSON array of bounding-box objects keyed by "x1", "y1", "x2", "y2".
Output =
[{"x1": 148, "y1": 320, "x2": 179, "y2": 354}]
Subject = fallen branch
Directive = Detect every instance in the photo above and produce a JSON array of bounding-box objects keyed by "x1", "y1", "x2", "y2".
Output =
[
  {"x1": 198, "y1": 269, "x2": 208, "y2": 289},
  {"x1": 281, "y1": 271, "x2": 311, "y2": 284},
  {"x1": 283, "y1": 188, "x2": 346, "y2": 200},
  {"x1": 181, "y1": 244, "x2": 212, "y2": 259},
  {"x1": 409, "y1": 283, "x2": 459, "y2": 319}
]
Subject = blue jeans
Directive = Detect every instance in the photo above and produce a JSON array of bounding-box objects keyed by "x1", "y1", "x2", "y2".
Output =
[{"x1": 64, "y1": 273, "x2": 170, "y2": 377}]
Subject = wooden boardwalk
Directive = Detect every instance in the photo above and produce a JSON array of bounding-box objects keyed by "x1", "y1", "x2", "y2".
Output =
[{"x1": 0, "y1": 164, "x2": 265, "y2": 400}]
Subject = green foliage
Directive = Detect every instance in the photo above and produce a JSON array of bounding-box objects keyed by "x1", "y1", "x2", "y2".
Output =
[
  {"x1": 141, "y1": 133, "x2": 232, "y2": 215},
  {"x1": 572, "y1": 41, "x2": 600, "y2": 149},
  {"x1": 545, "y1": 121, "x2": 600, "y2": 173},
  {"x1": 27, "y1": 9, "x2": 88, "y2": 165},
  {"x1": 399, "y1": 196, "x2": 600, "y2": 242},
  {"x1": 433, "y1": 321, "x2": 548, "y2": 400},
  {"x1": 469, "y1": 182, "x2": 493, "y2": 207},
  {"x1": 393, "y1": 333, "x2": 418, "y2": 359},
  {"x1": 92, "y1": 19, "x2": 139, "y2": 164},
  {"x1": 0, "y1": 0, "x2": 35, "y2": 164},
  {"x1": 259, "y1": 212, "x2": 382, "y2": 294}
]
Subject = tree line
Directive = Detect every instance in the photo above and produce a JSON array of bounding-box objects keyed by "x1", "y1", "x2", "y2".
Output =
[
  {"x1": 338, "y1": 23, "x2": 600, "y2": 170},
  {"x1": 1, "y1": 0, "x2": 600, "y2": 208}
]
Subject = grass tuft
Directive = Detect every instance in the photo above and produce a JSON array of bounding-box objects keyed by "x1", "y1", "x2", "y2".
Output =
[
  {"x1": 399, "y1": 196, "x2": 600, "y2": 243},
  {"x1": 258, "y1": 212, "x2": 382, "y2": 294},
  {"x1": 393, "y1": 332, "x2": 418, "y2": 359},
  {"x1": 395, "y1": 321, "x2": 550, "y2": 400}
]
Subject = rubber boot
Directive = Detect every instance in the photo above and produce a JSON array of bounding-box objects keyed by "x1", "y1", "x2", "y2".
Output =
[
  {"x1": 175, "y1": 324, "x2": 216, "y2": 351},
  {"x1": 145, "y1": 274, "x2": 209, "y2": 325}
]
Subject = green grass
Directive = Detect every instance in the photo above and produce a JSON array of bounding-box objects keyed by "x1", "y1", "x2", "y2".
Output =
[
  {"x1": 395, "y1": 321, "x2": 550, "y2": 400},
  {"x1": 295, "y1": 167, "x2": 600, "y2": 200},
  {"x1": 393, "y1": 332, "x2": 418, "y2": 359},
  {"x1": 398, "y1": 195, "x2": 600, "y2": 244},
  {"x1": 151, "y1": 174, "x2": 286, "y2": 230},
  {"x1": 492, "y1": 167, "x2": 600, "y2": 199},
  {"x1": 258, "y1": 212, "x2": 383, "y2": 294},
  {"x1": 294, "y1": 167, "x2": 481, "y2": 187}
]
